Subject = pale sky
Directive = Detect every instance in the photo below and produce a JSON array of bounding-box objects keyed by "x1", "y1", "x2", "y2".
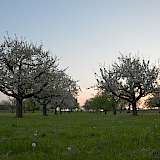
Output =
[{"x1": 0, "y1": 0, "x2": 160, "y2": 105}]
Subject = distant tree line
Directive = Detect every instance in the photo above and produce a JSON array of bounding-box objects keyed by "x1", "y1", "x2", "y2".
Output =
[
  {"x1": 83, "y1": 91, "x2": 127, "y2": 115},
  {"x1": 0, "y1": 34, "x2": 160, "y2": 117}
]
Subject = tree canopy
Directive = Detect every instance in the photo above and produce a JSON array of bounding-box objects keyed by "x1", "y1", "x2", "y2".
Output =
[
  {"x1": 0, "y1": 35, "x2": 64, "y2": 117},
  {"x1": 34, "y1": 70, "x2": 79, "y2": 115},
  {"x1": 84, "y1": 93, "x2": 117, "y2": 114},
  {"x1": 97, "y1": 54, "x2": 159, "y2": 115}
]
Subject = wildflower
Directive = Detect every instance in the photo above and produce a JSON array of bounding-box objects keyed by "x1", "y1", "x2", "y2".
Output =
[
  {"x1": 34, "y1": 133, "x2": 38, "y2": 137},
  {"x1": 32, "y1": 142, "x2": 36, "y2": 148},
  {"x1": 33, "y1": 130, "x2": 38, "y2": 137},
  {"x1": 67, "y1": 145, "x2": 79, "y2": 154},
  {"x1": 34, "y1": 130, "x2": 38, "y2": 137},
  {"x1": 67, "y1": 146, "x2": 72, "y2": 151}
]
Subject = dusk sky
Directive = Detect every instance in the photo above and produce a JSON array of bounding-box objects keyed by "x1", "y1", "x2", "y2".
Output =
[{"x1": 1, "y1": 0, "x2": 160, "y2": 105}]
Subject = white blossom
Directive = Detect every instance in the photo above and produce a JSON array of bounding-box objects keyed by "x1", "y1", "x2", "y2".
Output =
[
  {"x1": 32, "y1": 142, "x2": 36, "y2": 148},
  {"x1": 0, "y1": 34, "x2": 59, "y2": 117},
  {"x1": 97, "y1": 54, "x2": 159, "y2": 115}
]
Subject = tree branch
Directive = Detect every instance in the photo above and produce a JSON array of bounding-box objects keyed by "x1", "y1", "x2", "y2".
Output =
[{"x1": 23, "y1": 82, "x2": 48, "y2": 98}]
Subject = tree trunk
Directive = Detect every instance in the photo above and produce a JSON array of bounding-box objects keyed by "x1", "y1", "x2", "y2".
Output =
[
  {"x1": 113, "y1": 109, "x2": 117, "y2": 115},
  {"x1": 11, "y1": 107, "x2": 14, "y2": 113},
  {"x1": 132, "y1": 102, "x2": 137, "y2": 116},
  {"x1": 16, "y1": 98, "x2": 23, "y2": 118},
  {"x1": 113, "y1": 105, "x2": 117, "y2": 115},
  {"x1": 103, "y1": 109, "x2": 107, "y2": 115},
  {"x1": 54, "y1": 107, "x2": 57, "y2": 115},
  {"x1": 120, "y1": 106, "x2": 122, "y2": 113},
  {"x1": 32, "y1": 108, "x2": 35, "y2": 113},
  {"x1": 60, "y1": 108, "x2": 62, "y2": 114},
  {"x1": 43, "y1": 104, "x2": 47, "y2": 116},
  {"x1": 127, "y1": 103, "x2": 131, "y2": 113}
]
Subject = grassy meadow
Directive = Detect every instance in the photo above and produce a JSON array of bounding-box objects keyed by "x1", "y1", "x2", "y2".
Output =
[{"x1": 0, "y1": 112, "x2": 160, "y2": 160}]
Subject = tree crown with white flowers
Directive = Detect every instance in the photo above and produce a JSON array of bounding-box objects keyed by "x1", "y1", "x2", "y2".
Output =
[
  {"x1": 97, "y1": 54, "x2": 159, "y2": 115},
  {"x1": 0, "y1": 35, "x2": 59, "y2": 117}
]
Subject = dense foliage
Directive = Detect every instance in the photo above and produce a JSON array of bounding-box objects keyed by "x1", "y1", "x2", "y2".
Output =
[{"x1": 84, "y1": 93, "x2": 118, "y2": 114}]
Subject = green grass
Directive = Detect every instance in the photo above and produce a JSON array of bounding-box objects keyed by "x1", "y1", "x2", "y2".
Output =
[{"x1": 0, "y1": 112, "x2": 160, "y2": 160}]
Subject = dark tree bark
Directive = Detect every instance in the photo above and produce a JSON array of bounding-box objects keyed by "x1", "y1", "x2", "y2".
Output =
[
  {"x1": 104, "y1": 110, "x2": 107, "y2": 115},
  {"x1": 32, "y1": 108, "x2": 35, "y2": 113},
  {"x1": 113, "y1": 109, "x2": 117, "y2": 115},
  {"x1": 112, "y1": 104, "x2": 117, "y2": 115},
  {"x1": 11, "y1": 108, "x2": 14, "y2": 113},
  {"x1": 127, "y1": 103, "x2": 131, "y2": 113},
  {"x1": 54, "y1": 107, "x2": 57, "y2": 115},
  {"x1": 16, "y1": 98, "x2": 23, "y2": 118},
  {"x1": 43, "y1": 104, "x2": 47, "y2": 116},
  {"x1": 120, "y1": 106, "x2": 123, "y2": 113},
  {"x1": 60, "y1": 108, "x2": 62, "y2": 114},
  {"x1": 132, "y1": 102, "x2": 137, "y2": 116}
]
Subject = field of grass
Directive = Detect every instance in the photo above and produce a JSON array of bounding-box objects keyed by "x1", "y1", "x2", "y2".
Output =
[{"x1": 0, "y1": 112, "x2": 160, "y2": 160}]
